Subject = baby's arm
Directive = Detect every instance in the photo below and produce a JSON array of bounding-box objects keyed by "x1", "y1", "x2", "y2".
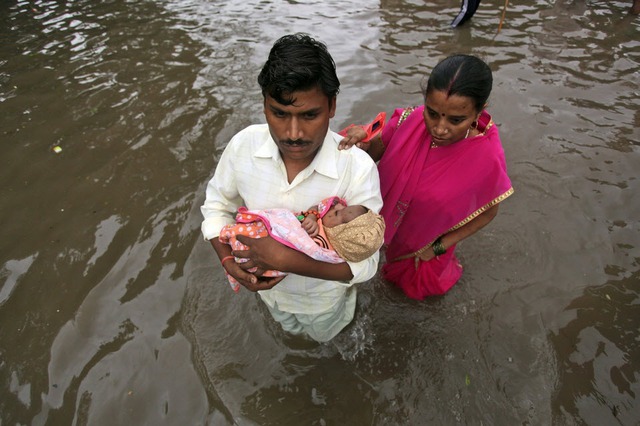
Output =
[{"x1": 300, "y1": 207, "x2": 320, "y2": 237}]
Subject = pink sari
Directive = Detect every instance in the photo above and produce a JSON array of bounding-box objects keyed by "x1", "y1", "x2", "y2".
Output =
[{"x1": 378, "y1": 105, "x2": 513, "y2": 299}]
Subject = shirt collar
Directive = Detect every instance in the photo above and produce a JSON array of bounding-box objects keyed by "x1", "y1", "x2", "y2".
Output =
[
  {"x1": 255, "y1": 129, "x2": 279, "y2": 159},
  {"x1": 312, "y1": 132, "x2": 340, "y2": 179}
]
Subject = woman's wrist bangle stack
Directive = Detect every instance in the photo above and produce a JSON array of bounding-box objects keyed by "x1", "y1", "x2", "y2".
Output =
[
  {"x1": 432, "y1": 237, "x2": 447, "y2": 256},
  {"x1": 220, "y1": 255, "x2": 235, "y2": 269}
]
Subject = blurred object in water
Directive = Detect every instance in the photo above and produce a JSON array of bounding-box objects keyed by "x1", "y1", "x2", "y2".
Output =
[{"x1": 451, "y1": 0, "x2": 482, "y2": 27}]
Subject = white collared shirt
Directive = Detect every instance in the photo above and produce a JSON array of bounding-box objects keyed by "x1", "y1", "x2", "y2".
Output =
[{"x1": 201, "y1": 124, "x2": 382, "y2": 314}]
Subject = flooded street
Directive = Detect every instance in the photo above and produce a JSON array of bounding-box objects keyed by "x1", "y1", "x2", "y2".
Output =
[{"x1": 1, "y1": 0, "x2": 639, "y2": 424}]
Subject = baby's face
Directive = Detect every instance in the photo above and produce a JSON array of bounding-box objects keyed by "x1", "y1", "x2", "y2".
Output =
[{"x1": 322, "y1": 204, "x2": 366, "y2": 228}]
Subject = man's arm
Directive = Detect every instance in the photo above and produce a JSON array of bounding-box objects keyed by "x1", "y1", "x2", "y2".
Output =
[
  {"x1": 209, "y1": 237, "x2": 285, "y2": 291},
  {"x1": 200, "y1": 130, "x2": 275, "y2": 289},
  {"x1": 200, "y1": 145, "x2": 243, "y2": 242},
  {"x1": 234, "y1": 234, "x2": 354, "y2": 282}
]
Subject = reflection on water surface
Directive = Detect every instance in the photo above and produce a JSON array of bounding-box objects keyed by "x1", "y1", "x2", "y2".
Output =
[{"x1": 0, "y1": 0, "x2": 638, "y2": 424}]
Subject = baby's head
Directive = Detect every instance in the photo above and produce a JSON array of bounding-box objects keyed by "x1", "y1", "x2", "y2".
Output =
[
  {"x1": 321, "y1": 203, "x2": 367, "y2": 228},
  {"x1": 323, "y1": 204, "x2": 385, "y2": 262}
]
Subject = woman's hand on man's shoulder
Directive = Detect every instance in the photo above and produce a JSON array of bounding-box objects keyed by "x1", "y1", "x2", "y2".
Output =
[{"x1": 338, "y1": 126, "x2": 370, "y2": 151}]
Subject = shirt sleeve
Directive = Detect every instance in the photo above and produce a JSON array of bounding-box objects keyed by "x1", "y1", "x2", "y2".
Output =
[
  {"x1": 343, "y1": 250, "x2": 380, "y2": 285},
  {"x1": 340, "y1": 148, "x2": 383, "y2": 215},
  {"x1": 200, "y1": 138, "x2": 244, "y2": 241},
  {"x1": 339, "y1": 148, "x2": 383, "y2": 285}
]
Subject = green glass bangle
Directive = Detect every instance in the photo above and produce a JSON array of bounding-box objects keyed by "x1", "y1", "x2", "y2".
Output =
[{"x1": 432, "y1": 237, "x2": 447, "y2": 256}]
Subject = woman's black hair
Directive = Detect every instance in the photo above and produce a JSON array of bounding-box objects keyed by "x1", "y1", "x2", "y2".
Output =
[
  {"x1": 258, "y1": 33, "x2": 340, "y2": 106},
  {"x1": 423, "y1": 54, "x2": 493, "y2": 112}
]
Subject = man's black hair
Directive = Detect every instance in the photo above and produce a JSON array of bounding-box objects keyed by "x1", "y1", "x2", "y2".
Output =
[{"x1": 258, "y1": 33, "x2": 340, "y2": 105}]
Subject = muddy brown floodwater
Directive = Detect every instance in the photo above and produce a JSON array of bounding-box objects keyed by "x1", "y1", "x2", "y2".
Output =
[{"x1": 1, "y1": 0, "x2": 639, "y2": 424}]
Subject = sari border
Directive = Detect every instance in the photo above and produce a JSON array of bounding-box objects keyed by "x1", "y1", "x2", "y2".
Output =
[
  {"x1": 444, "y1": 186, "x2": 514, "y2": 235},
  {"x1": 397, "y1": 107, "x2": 416, "y2": 128},
  {"x1": 395, "y1": 186, "x2": 515, "y2": 261}
]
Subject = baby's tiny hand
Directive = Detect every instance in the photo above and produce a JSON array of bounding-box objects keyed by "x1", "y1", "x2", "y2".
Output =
[{"x1": 302, "y1": 216, "x2": 319, "y2": 237}]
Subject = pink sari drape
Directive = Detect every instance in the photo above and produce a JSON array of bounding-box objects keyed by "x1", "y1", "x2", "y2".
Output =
[{"x1": 377, "y1": 105, "x2": 513, "y2": 299}]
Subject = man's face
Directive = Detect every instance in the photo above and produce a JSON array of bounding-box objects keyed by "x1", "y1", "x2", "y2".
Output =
[{"x1": 264, "y1": 86, "x2": 336, "y2": 166}]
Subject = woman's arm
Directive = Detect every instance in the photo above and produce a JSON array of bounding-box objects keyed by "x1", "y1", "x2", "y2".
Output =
[
  {"x1": 366, "y1": 134, "x2": 386, "y2": 163},
  {"x1": 418, "y1": 204, "x2": 500, "y2": 262}
]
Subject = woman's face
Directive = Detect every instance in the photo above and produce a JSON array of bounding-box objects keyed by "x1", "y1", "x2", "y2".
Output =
[{"x1": 423, "y1": 89, "x2": 480, "y2": 147}]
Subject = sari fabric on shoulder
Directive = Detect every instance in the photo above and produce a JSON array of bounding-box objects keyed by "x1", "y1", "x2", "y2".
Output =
[{"x1": 377, "y1": 105, "x2": 513, "y2": 299}]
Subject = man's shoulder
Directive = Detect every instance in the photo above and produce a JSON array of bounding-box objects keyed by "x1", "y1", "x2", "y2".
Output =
[
  {"x1": 328, "y1": 131, "x2": 377, "y2": 165},
  {"x1": 226, "y1": 123, "x2": 270, "y2": 150},
  {"x1": 233, "y1": 123, "x2": 269, "y2": 139}
]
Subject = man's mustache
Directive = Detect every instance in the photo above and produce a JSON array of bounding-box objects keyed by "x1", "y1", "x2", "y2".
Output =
[{"x1": 281, "y1": 139, "x2": 311, "y2": 146}]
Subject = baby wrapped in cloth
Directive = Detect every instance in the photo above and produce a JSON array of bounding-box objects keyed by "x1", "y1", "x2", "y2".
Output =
[{"x1": 219, "y1": 196, "x2": 385, "y2": 292}]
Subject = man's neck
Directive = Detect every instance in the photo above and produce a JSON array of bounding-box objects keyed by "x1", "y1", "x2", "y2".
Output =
[{"x1": 282, "y1": 157, "x2": 313, "y2": 184}]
